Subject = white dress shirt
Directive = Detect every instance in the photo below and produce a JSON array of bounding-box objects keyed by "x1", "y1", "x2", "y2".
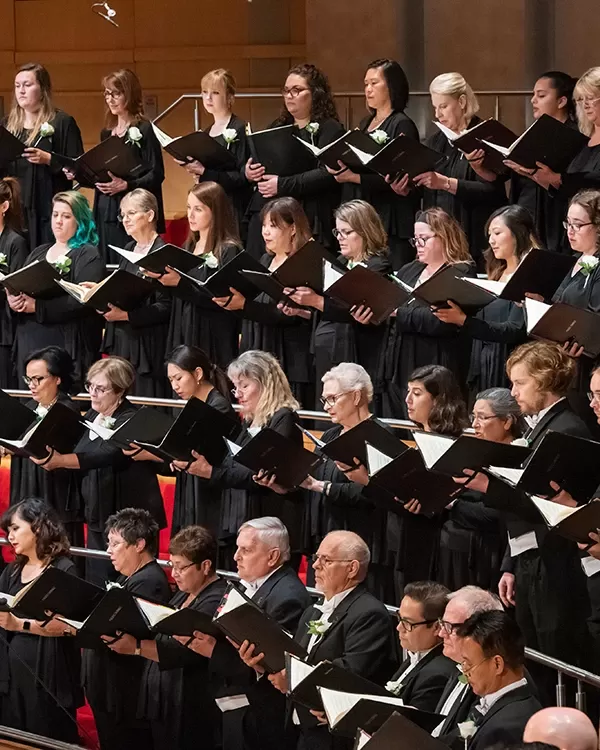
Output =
[
  {"x1": 476, "y1": 677, "x2": 528, "y2": 714},
  {"x1": 240, "y1": 565, "x2": 282, "y2": 599},
  {"x1": 306, "y1": 586, "x2": 356, "y2": 653}
]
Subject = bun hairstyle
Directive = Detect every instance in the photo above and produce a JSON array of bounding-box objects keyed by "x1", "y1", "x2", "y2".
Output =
[
  {"x1": 429, "y1": 72, "x2": 479, "y2": 122},
  {"x1": 166, "y1": 345, "x2": 231, "y2": 401},
  {"x1": 0, "y1": 177, "x2": 24, "y2": 233}
]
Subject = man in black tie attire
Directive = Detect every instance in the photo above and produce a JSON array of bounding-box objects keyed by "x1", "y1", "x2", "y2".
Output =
[
  {"x1": 386, "y1": 581, "x2": 456, "y2": 712},
  {"x1": 444, "y1": 611, "x2": 541, "y2": 750},
  {"x1": 269, "y1": 530, "x2": 398, "y2": 750}
]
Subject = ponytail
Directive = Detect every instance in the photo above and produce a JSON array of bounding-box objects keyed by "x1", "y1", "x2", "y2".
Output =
[{"x1": 0, "y1": 177, "x2": 23, "y2": 233}]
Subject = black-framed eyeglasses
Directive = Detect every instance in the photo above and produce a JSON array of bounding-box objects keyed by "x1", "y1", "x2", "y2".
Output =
[
  {"x1": 332, "y1": 228, "x2": 357, "y2": 240},
  {"x1": 22, "y1": 375, "x2": 49, "y2": 387},
  {"x1": 281, "y1": 86, "x2": 310, "y2": 98},
  {"x1": 437, "y1": 619, "x2": 462, "y2": 635},
  {"x1": 562, "y1": 220, "x2": 593, "y2": 232},
  {"x1": 396, "y1": 615, "x2": 437, "y2": 631},
  {"x1": 319, "y1": 393, "x2": 348, "y2": 408},
  {"x1": 409, "y1": 235, "x2": 436, "y2": 248},
  {"x1": 168, "y1": 560, "x2": 196, "y2": 574},
  {"x1": 469, "y1": 413, "x2": 499, "y2": 424}
]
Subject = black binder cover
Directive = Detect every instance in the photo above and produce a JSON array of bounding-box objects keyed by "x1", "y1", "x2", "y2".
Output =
[
  {"x1": 297, "y1": 129, "x2": 382, "y2": 171},
  {"x1": 531, "y1": 497, "x2": 600, "y2": 544},
  {"x1": 91, "y1": 406, "x2": 175, "y2": 450},
  {"x1": 247, "y1": 125, "x2": 317, "y2": 176},
  {"x1": 134, "y1": 396, "x2": 242, "y2": 464},
  {"x1": 0, "y1": 125, "x2": 25, "y2": 169},
  {"x1": 451, "y1": 118, "x2": 518, "y2": 173},
  {"x1": 356, "y1": 134, "x2": 445, "y2": 180},
  {"x1": 358, "y1": 711, "x2": 449, "y2": 750},
  {"x1": 530, "y1": 302, "x2": 600, "y2": 357},
  {"x1": 133, "y1": 244, "x2": 204, "y2": 275},
  {"x1": 0, "y1": 389, "x2": 37, "y2": 439},
  {"x1": 230, "y1": 427, "x2": 322, "y2": 488},
  {"x1": 214, "y1": 584, "x2": 307, "y2": 673},
  {"x1": 151, "y1": 607, "x2": 221, "y2": 638},
  {"x1": 0, "y1": 259, "x2": 61, "y2": 297},
  {"x1": 61, "y1": 135, "x2": 145, "y2": 187},
  {"x1": 163, "y1": 130, "x2": 237, "y2": 170},
  {"x1": 409, "y1": 264, "x2": 494, "y2": 314},
  {"x1": 181, "y1": 250, "x2": 265, "y2": 299},
  {"x1": 60, "y1": 269, "x2": 153, "y2": 312},
  {"x1": 497, "y1": 249, "x2": 575, "y2": 302},
  {"x1": 320, "y1": 418, "x2": 406, "y2": 467},
  {"x1": 416, "y1": 432, "x2": 530, "y2": 476},
  {"x1": 325, "y1": 265, "x2": 410, "y2": 325},
  {"x1": 78, "y1": 587, "x2": 155, "y2": 640},
  {"x1": 0, "y1": 401, "x2": 84, "y2": 459}
]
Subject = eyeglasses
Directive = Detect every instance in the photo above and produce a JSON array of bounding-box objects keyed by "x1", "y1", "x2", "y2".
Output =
[
  {"x1": 396, "y1": 615, "x2": 437, "y2": 632},
  {"x1": 22, "y1": 375, "x2": 49, "y2": 387},
  {"x1": 311, "y1": 553, "x2": 354, "y2": 566},
  {"x1": 460, "y1": 657, "x2": 491, "y2": 677},
  {"x1": 168, "y1": 560, "x2": 196, "y2": 574},
  {"x1": 103, "y1": 89, "x2": 122, "y2": 100},
  {"x1": 469, "y1": 413, "x2": 499, "y2": 424},
  {"x1": 281, "y1": 86, "x2": 310, "y2": 98},
  {"x1": 332, "y1": 228, "x2": 357, "y2": 240},
  {"x1": 84, "y1": 381, "x2": 113, "y2": 395},
  {"x1": 563, "y1": 220, "x2": 593, "y2": 232},
  {"x1": 106, "y1": 539, "x2": 126, "y2": 551},
  {"x1": 117, "y1": 209, "x2": 143, "y2": 222},
  {"x1": 409, "y1": 235, "x2": 436, "y2": 248},
  {"x1": 319, "y1": 393, "x2": 348, "y2": 408},
  {"x1": 587, "y1": 391, "x2": 600, "y2": 403},
  {"x1": 575, "y1": 96, "x2": 600, "y2": 106},
  {"x1": 437, "y1": 619, "x2": 462, "y2": 635}
]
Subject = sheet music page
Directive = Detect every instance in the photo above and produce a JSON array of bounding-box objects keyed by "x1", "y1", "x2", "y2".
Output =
[{"x1": 413, "y1": 431, "x2": 454, "y2": 469}]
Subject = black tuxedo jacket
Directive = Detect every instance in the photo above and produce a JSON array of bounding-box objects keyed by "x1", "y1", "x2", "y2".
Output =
[
  {"x1": 446, "y1": 684, "x2": 541, "y2": 750},
  {"x1": 435, "y1": 674, "x2": 477, "y2": 741},
  {"x1": 390, "y1": 642, "x2": 456, "y2": 713}
]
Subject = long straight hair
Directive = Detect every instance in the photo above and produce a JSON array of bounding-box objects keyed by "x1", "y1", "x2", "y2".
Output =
[
  {"x1": 102, "y1": 69, "x2": 145, "y2": 130},
  {"x1": 484, "y1": 205, "x2": 540, "y2": 281},
  {"x1": 409, "y1": 364, "x2": 468, "y2": 436},
  {"x1": 184, "y1": 182, "x2": 241, "y2": 263},
  {"x1": 7, "y1": 63, "x2": 56, "y2": 146}
]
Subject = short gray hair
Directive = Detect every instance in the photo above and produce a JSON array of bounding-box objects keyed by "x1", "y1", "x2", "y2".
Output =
[
  {"x1": 322, "y1": 362, "x2": 373, "y2": 403},
  {"x1": 448, "y1": 585, "x2": 503, "y2": 616},
  {"x1": 475, "y1": 387, "x2": 525, "y2": 438},
  {"x1": 238, "y1": 516, "x2": 290, "y2": 562},
  {"x1": 324, "y1": 530, "x2": 371, "y2": 579}
]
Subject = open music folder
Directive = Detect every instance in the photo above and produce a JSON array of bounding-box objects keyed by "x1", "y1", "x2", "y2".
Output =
[
  {"x1": 347, "y1": 134, "x2": 445, "y2": 180},
  {"x1": 528, "y1": 495, "x2": 600, "y2": 544},
  {"x1": 176, "y1": 250, "x2": 265, "y2": 300},
  {"x1": 0, "y1": 401, "x2": 84, "y2": 459},
  {"x1": 152, "y1": 123, "x2": 237, "y2": 169},
  {"x1": 403, "y1": 264, "x2": 494, "y2": 315},
  {"x1": 0, "y1": 389, "x2": 38, "y2": 440},
  {"x1": 57, "y1": 269, "x2": 154, "y2": 312},
  {"x1": 85, "y1": 406, "x2": 175, "y2": 450},
  {"x1": 525, "y1": 297, "x2": 600, "y2": 357},
  {"x1": 434, "y1": 118, "x2": 517, "y2": 173},
  {"x1": 0, "y1": 125, "x2": 26, "y2": 168},
  {"x1": 110, "y1": 243, "x2": 204, "y2": 275},
  {"x1": 294, "y1": 129, "x2": 381, "y2": 171},
  {"x1": 354, "y1": 711, "x2": 450, "y2": 750},
  {"x1": 317, "y1": 418, "x2": 406, "y2": 468},
  {"x1": 0, "y1": 259, "x2": 62, "y2": 297},
  {"x1": 247, "y1": 124, "x2": 317, "y2": 175},
  {"x1": 56, "y1": 135, "x2": 145, "y2": 188}
]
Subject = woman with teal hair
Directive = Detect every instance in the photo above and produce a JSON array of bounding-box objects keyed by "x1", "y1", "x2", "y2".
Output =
[{"x1": 8, "y1": 190, "x2": 106, "y2": 384}]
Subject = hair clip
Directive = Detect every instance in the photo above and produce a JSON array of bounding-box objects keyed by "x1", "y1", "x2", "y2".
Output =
[{"x1": 92, "y1": 1, "x2": 119, "y2": 26}]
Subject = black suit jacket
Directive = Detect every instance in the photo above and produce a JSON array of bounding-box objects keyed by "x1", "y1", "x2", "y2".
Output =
[
  {"x1": 446, "y1": 684, "x2": 541, "y2": 750},
  {"x1": 390, "y1": 642, "x2": 456, "y2": 713},
  {"x1": 435, "y1": 674, "x2": 477, "y2": 741}
]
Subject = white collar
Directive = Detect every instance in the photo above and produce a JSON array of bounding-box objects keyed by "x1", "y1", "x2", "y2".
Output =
[
  {"x1": 314, "y1": 586, "x2": 357, "y2": 617},
  {"x1": 408, "y1": 644, "x2": 437, "y2": 666},
  {"x1": 240, "y1": 565, "x2": 282, "y2": 598},
  {"x1": 524, "y1": 397, "x2": 564, "y2": 430},
  {"x1": 478, "y1": 677, "x2": 527, "y2": 713}
]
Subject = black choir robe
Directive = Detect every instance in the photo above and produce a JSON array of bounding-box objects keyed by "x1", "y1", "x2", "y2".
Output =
[
  {"x1": 555, "y1": 141, "x2": 600, "y2": 199},
  {"x1": 422, "y1": 117, "x2": 507, "y2": 268},
  {"x1": 166, "y1": 242, "x2": 241, "y2": 371},
  {"x1": 343, "y1": 110, "x2": 421, "y2": 270},
  {"x1": 93, "y1": 119, "x2": 165, "y2": 265},
  {"x1": 0, "y1": 556, "x2": 83, "y2": 744},
  {"x1": 101, "y1": 235, "x2": 172, "y2": 398},
  {"x1": 0, "y1": 227, "x2": 28, "y2": 387},
  {"x1": 82, "y1": 560, "x2": 171, "y2": 750},
  {"x1": 1, "y1": 110, "x2": 83, "y2": 250},
  {"x1": 9, "y1": 393, "x2": 84, "y2": 546},
  {"x1": 197, "y1": 114, "x2": 252, "y2": 239},
  {"x1": 139, "y1": 577, "x2": 228, "y2": 750},
  {"x1": 387, "y1": 642, "x2": 456, "y2": 713},
  {"x1": 244, "y1": 118, "x2": 345, "y2": 258},
  {"x1": 292, "y1": 584, "x2": 398, "y2": 750},
  {"x1": 13, "y1": 242, "x2": 105, "y2": 386}
]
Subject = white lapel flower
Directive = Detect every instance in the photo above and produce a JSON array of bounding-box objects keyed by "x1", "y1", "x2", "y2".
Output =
[
  {"x1": 578, "y1": 255, "x2": 599, "y2": 288},
  {"x1": 39, "y1": 122, "x2": 55, "y2": 138},
  {"x1": 307, "y1": 618, "x2": 332, "y2": 637},
  {"x1": 201, "y1": 252, "x2": 219, "y2": 269},
  {"x1": 106, "y1": 580, "x2": 123, "y2": 591},
  {"x1": 222, "y1": 128, "x2": 238, "y2": 149},
  {"x1": 52, "y1": 255, "x2": 72, "y2": 275},
  {"x1": 305, "y1": 121, "x2": 320, "y2": 144},
  {"x1": 0, "y1": 252, "x2": 7, "y2": 268},
  {"x1": 100, "y1": 415, "x2": 116, "y2": 430},
  {"x1": 458, "y1": 720, "x2": 478, "y2": 746},
  {"x1": 126, "y1": 126, "x2": 143, "y2": 147},
  {"x1": 385, "y1": 676, "x2": 404, "y2": 695},
  {"x1": 35, "y1": 403, "x2": 49, "y2": 419},
  {"x1": 370, "y1": 129, "x2": 389, "y2": 145}
]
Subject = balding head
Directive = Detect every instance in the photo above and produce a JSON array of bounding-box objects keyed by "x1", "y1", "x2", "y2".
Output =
[
  {"x1": 313, "y1": 531, "x2": 370, "y2": 600},
  {"x1": 524, "y1": 708, "x2": 597, "y2": 750}
]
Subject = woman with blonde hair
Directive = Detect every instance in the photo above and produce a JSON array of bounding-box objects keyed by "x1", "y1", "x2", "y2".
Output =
[
  {"x1": 93, "y1": 68, "x2": 165, "y2": 264},
  {"x1": 176, "y1": 68, "x2": 251, "y2": 237},
  {"x1": 3, "y1": 62, "x2": 83, "y2": 250},
  {"x1": 380, "y1": 208, "x2": 475, "y2": 416}
]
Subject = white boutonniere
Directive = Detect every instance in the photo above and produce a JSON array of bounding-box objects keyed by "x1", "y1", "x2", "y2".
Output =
[
  {"x1": 125, "y1": 126, "x2": 143, "y2": 147},
  {"x1": 305, "y1": 121, "x2": 320, "y2": 145},
  {"x1": 307, "y1": 618, "x2": 332, "y2": 637},
  {"x1": 370, "y1": 129, "x2": 389, "y2": 145},
  {"x1": 52, "y1": 255, "x2": 72, "y2": 275},
  {"x1": 384, "y1": 676, "x2": 404, "y2": 695},
  {"x1": 0, "y1": 253, "x2": 7, "y2": 269},
  {"x1": 511, "y1": 437, "x2": 530, "y2": 448},
  {"x1": 40, "y1": 122, "x2": 55, "y2": 138},
  {"x1": 100, "y1": 415, "x2": 116, "y2": 430},
  {"x1": 106, "y1": 580, "x2": 123, "y2": 591},
  {"x1": 222, "y1": 128, "x2": 238, "y2": 149},
  {"x1": 458, "y1": 720, "x2": 477, "y2": 749},
  {"x1": 201, "y1": 252, "x2": 219, "y2": 269},
  {"x1": 578, "y1": 256, "x2": 599, "y2": 288}
]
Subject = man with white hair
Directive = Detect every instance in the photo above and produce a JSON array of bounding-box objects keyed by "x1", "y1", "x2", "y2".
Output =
[
  {"x1": 523, "y1": 707, "x2": 598, "y2": 750},
  {"x1": 269, "y1": 530, "x2": 398, "y2": 750}
]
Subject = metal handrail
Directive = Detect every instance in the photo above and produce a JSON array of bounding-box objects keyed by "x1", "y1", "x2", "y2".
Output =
[{"x1": 0, "y1": 725, "x2": 82, "y2": 749}]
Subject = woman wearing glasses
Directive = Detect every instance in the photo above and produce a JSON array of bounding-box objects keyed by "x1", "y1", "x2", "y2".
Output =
[
  {"x1": 92, "y1": 68, "x2": 165, "y2": 265},
  {"x1": 380, "y1": 208, "x2": 475, "y2": 418},
  {"x1": 8, "y1": 190, "x2": 105, "y2": 386},
  {"x1": 99, "y1": 188, "x2": 171, "y2": 398},
  {"x1": 243, "y1": 63, "x2": 345, "y2": 259},
  {"x1": 30, "y1": 356, "x2": 167, "y2": 585}
]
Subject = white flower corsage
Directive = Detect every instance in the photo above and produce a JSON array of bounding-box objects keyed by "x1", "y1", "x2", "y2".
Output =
[
  {"x1": 106, "y1": 580, "x2": 123, "y2": 591},
  {"x1": 201, "y1": 252, "x2": 219, "y2": 269},
  {"x1": 307, "y1": 618, "x2": 332, "y2": 637},
  {"x1": 125, "y1": 126, "x2": 143, "y2": 147},
  {"x1": 579, "y1": 256, "x2": 599, "y2": 288},
  {"x1": 100, "y1": 415, "x2": 116, "y2": 430},
  {"x1": 0, "y1": 253, "x2": 7, "y2": 268},
  {"x1": 222, "y1": 128, "x2": 238, "y2": 149},
  {"x1": 305, "y1": 121, "x2": 320, "y2": 144},
  {"x1": 370, "y1": 129, "x2": 389, "y2": 145},
  {"x1": 458, "y1": 720, "x2": 477, "y2": 744},
  {"x1": 385, "y1": 676, "x2": 404, "y2": 695},
  {"x1": 39, "y1": 122, "x2": 55, "y2": 138},
  {"x1": 52, "y1": 255, "x2": 72, "y2": 275}
]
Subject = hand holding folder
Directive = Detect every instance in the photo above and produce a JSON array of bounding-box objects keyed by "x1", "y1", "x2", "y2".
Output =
[
  {"x1": 56, "y1": 269, "x2": 154, "y2": 312},
  {"x1": 0, "y1": 401, "x2": 84, "y2": 459}
]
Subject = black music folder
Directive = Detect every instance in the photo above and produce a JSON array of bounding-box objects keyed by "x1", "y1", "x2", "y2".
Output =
[
  {"x1": 0, "y1": 125, "x2": 26, "y2": 168},
  {"x1": 148, "y1": 605, "x2": 221, "y2": 638},
  {"x1": 435, "y1": 118, "x2": 518, "y2": 173},
  {"x1": 286, "y1": 653, "x2": 389, "y2": 711},
  {"x1": 0, "y1": 566, "x2": 104, "y2": 622},
  {"x1": 347, "y1": 134, "x2": 445, "y2": 180},
  {"x1": 355, "y1": 711, "x2": 449, "y2": 750},
  {"x1": 318, "y1": 418, "x2": 406, "y2": 468},
  {"x1": 67, "y1": 587, "x2": 160, "y2": 641},
  {"x1": 152, "y1": 123, "x2": 237, "y2": 169},
  {"x1": 213, "y1": 584, "x2": 307, "y2": 673},
  {"x1": 295, "y1": 129, "x2": 381, "y2": 171},
  {"x1": 0, "y1": 401, "x2": 84, "y2": 459},
  {"x1": 0, "y1": 389, "x2": 37, "y2": 439},
  {"x1": 227, "y1": 428, "x2": 322, "y2": 488},
  {"x1": 318, "y1": 686, "x2": 442, "y2": 738},
  {"x1": 488, "y1": 430, "x2": 600, "y2": 503},
  {"x1": 85, "y1": 406, "x2": 175, "y2": 450},
  {"x1": 325, "y1": 265, "x2": 410, "y2": 325},
  {"x1": 0, "y1": 259, "x2": 61, "y2": 297},
  {"x1": 247, "y1": 124, "x2": 317, "y2": 175},
  {"x1": 462, "y1": 249, "x2": 575, "y2": 302},
  {"x1": 481, "y1": 113, "x2": 588, "y2": 173},
  {"x1": 178, "y1": 250, "x2": 265, "y2": 299},
  {"x1": 110, "y1": 243, "x2": 204, "y2": 275},
  {"x1": 412, "y1": 431, "x2": 530, "y2": 476},
  {"x1": 525, "y1": 298, "x2": 600, "y2": 357},
  {"x1": 133, "y1": 397, "x2": 242, "y2": 465},
  {"x1": 58, "y1": 135, "x2": 145, "y2": 187},
  {"x1": 527, "y1": 496, "x2": 600, "y2": 544},
  {"x1": 404, "y1": 264, "x2": 494, "y2": 314},
  {"x1": 56, "y1": 269, "x2": 153, "y2": 312}
]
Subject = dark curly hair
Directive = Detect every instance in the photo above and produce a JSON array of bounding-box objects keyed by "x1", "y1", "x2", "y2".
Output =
[
  {"x1": 1, "y1": 498, "x2": 70, "y2": 567},
  {"x1": 272, "y1": 63, "x2": 339, "y2": 126},
  {"x1": 408, "y1": 365, "x2": 468, "y2": 436}
]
